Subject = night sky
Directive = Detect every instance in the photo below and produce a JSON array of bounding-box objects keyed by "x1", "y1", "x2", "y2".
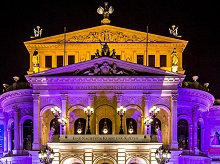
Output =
[{"x1": 0, "y1": 1, "x2": 219, "y2": 98}]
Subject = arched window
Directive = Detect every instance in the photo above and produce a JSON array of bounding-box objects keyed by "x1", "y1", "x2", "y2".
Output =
[
  {"x1": 50, "y1": 117, "x2": 60, "y2": 135},
  {"x1": 197, "y1": 121, "x2": 201, "y2": 150},
  {"x1": 23, "y1": 119, "x2": 33, "y2": 150},
  {"x1": 178, "y1": 119, "x2": 188, "y2": 150},
  {"x1": 99, "y1": 118, "x2": 112, "y2": 134},
  {"x1": 11, "y1": 122, "x2": 14, "y2": 150},
  {"x1": 151, "y1": 118, "x2": 161, "y2": 135},
  {"x1": 126, "y1": 118, "x2": 137, "y2": 134},
  {"x1": 74, "y1": 118, "x2": 86, "y2": 134}
]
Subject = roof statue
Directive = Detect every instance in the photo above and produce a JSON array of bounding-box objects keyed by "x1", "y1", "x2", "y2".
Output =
[
  {"x1": 169, "y1": 25, "x2": 181, "y2": 38},
  {"x1": 31, "y1": 26, "x2": 43, "y2": 38},
  {"x1": 97, "y1": 2, "x2": 114, "y2": 25},
  {"x1": 94, "y1": 42, "x2": 116, "y2": 58}
]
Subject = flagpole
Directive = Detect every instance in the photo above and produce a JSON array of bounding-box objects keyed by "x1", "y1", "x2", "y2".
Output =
[
  {"x1": 146, "y1": 26, "x2": 149, "y2": 66},
  {"x1": 64, "y1": 27, "x2": 66, "y2": 66}
]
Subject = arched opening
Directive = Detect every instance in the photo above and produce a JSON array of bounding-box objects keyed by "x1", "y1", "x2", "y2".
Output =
[
  {"x1": 151, "y1": 118, "x2": 161, "y2": 135},
  {"x1": 126, "y1": 118, "x2": 137, "y2": 134},
  {"x1": 74, "y1": 118, "x2": 86, "y2": 134},
  {"x1": 11, "y1": 122, "x2": 14, "y2": 150},
  {"x1": 99, "y1": 118, "x2": 112, "y2": 134},
  {"x1": 178, "y1": 119, "x2": 189, "y2": 150},
  {"x1": 23, "y1": 119, "x2": 33, "y2": 150},
  {"x1": 197, "y1": 121, "x2": 201, "y2": 150}
]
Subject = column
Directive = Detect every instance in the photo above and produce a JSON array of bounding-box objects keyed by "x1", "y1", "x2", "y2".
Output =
[
  {"x1": 189, "y1": 125, "x2": 193, "y2": 151},
  {"x1": 8, "y1": 130, "x2": 11, "y2": 151},
  {"x1": 12, "y1": 105, "x2": 20, "y2": 154},
  {"x1": 32, "y1": 93, "x2": 41, "y2": 150},
  {"x1": 143, "y1": 93, "x2": 150, "y2": 134},
  {"x1": 115, "y1": 92, "x2": 123, "y2": 134},
  {"x1": 60, "y1": 93, "x2": 68, "y2": 135},
  {"x1": 193, "y1": 105, "x2": 199, "y2": 154},
  {"x1": 88, "y1": 92, "x2": 96, "y2": 134},
  {"x1": 3, "y1": 112, "x2": 8, "y2": 152},
  {"x1": 171, "y1": 93, "x2": 178, "y2": 149}
]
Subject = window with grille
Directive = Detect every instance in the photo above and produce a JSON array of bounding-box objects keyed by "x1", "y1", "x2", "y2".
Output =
[
  {"x1": 148, "y1": 55, "x2": 155, "y2": 67},
  {"x1": 68, "y1": 55, "x2": 75, "y2": 65},
  {"x1": 137, "y1": 55, "x2": 144, "y2": 65},
  {"x1": 160, "y1": 55, "x2": 167, "y2": 67},
  {"x1": 45, "y1": 56, "x2": 52, "y2": 68},
  {"x1": 57, "y1": 56, "x2": 63, "y2": 67}
]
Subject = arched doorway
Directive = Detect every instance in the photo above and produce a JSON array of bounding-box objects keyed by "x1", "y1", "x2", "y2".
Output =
[{"x1": 99, "y1": 118, "x2": 112, "y2": 134}]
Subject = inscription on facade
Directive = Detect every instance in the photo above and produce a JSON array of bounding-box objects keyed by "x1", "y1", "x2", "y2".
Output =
[{"x1": 60, "y1": 134, "x2": 151, "y2": 143}]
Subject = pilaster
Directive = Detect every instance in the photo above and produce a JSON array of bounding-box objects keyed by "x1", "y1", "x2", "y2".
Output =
[
  {"x1": 32, "y1": 93, "x2": 41, "y2": 150},
  {"x1": 171, "y1": 93, "x2": 178, "y2": 149}
]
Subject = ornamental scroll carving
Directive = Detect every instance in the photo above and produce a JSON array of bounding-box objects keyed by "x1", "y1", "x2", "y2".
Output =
[{"x1": 65, "y1": 30, "x2": 146, "y2": 43}]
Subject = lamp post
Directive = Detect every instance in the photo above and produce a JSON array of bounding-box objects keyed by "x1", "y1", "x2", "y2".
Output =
[
  {"x1": 155, "y1": 146, "x2": 171, "y2": 164},
  {"x1": 58, "y1": 117, "x2": 67, "y2": 134},
  {"x1": 149, "y1": 106, "x2": 160, "y2": 134},
  {"x1": 117, "y1": 106, "x2": 126, "y2": 134},
  {"x1": 144, "y1": 116, "x2": 153, "y2": 134},
  {"x1": 84, "y1": 106, "x2": 94, "y2": 134},
  {"x1": 38, "y1": 145, "x2": 55, "y2": 164}
]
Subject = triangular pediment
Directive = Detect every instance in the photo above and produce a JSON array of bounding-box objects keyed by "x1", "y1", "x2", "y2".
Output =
[
  {"x1": 26, "y1": 57, "x2": 185, "y2": 78},
  {"x1": 24, "y1": 25, "x2": 187, "y2": 45}
]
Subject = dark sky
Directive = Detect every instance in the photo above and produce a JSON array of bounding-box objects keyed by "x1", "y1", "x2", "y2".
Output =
[{"x1": 0, "y1": 1, "x2": 219, "y2": 98}]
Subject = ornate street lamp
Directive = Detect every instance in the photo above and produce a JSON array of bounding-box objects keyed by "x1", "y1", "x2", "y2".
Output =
[
  {"x1": 144, "y1": 116, "x2": 153, "y2": 134},
  {"x1": 38, "y1": 145, "x2": 55, "y2": 164},
  {"x1": 58, "y1": 117, "x2": 67, "y2": 135},
  {"x1": 84, "y1": 106, "x2": 94, "y2": 134},
  {"x1": 155, "y1": 146, "x2": 171, "y2": 164},
  {"x1": 117, "y1": 106, "x2": 126, "y2": 134},
  {"x1": 51, "y1": 106, "x2": 61, "y2": 117},
  {"x1": 149, "y1": 106, "x2": 160, "y2": 134}
]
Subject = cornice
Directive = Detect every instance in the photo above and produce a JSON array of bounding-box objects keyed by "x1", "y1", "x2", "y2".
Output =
[
  {"x1": 0, "y1": 89, "x2": 33, "y2": 108},
  {"x1": 28, "y1": 76, "x2": 183, "y2": 84},
  {"x1": 178, "y1": 88, "x2": 215, "y2": 110}
]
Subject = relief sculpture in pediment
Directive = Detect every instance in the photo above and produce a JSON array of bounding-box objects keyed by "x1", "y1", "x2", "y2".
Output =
[{"x1": 68, "y1": 30, "x2": 146, "y2": 43}]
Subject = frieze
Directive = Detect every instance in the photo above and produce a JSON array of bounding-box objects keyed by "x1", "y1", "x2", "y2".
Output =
[{"x1": 34, "y1": 84, "x2": 173, "y2": 91}]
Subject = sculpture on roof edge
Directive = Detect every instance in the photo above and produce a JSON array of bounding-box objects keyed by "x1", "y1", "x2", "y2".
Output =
[
  {"x1": 169, "y1": 25, "x2": 181, "y2": 38},
  {"x1": 95, "y1": 42, "x2": 116, "y2": 58},
  {"x1": 97, "y1": 2, "x2": 114, "y2": 25}
]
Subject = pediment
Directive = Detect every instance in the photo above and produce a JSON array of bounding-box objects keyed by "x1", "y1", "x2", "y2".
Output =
[
  {"x1": 26, "y1": 57, "x2": 185, "y2": 78},
  {"x1": 24, "y1": 25, "x2": 187, "y2": 45}
]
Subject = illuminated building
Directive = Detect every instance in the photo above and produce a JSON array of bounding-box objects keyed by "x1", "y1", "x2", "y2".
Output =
[{"x1": 0, "y1": 2, "x2": 219, "y2": 164}]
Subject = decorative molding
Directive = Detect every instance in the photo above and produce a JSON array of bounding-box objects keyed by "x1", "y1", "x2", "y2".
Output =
[{"x1": 172, "y1": 93, "x2": 178, "y2": 100}]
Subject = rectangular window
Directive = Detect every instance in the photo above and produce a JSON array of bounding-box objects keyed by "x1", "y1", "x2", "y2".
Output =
[
  {"x1": 68, "y1": 55, "x2": 75, "y2": 65},
  {"x1": 57, "y1": 56, "x2": 63, "y2": 67},
  {"x1": 148, "y1": 55, "x2": 155, "y2": 67},
  {"x1": 160, "y1": 55, "x2": 167, "y2": 67},
  {"x1": 115, "y1": 55, "x2": 120, "y2": 60},
  {"x1": 137, "y1": 55, "x2": 144, "y2": 65},
  {"x1": 91, "y1": 55, "x2": 96, "y2": 60},
  {"x1": 45, "y1": 56, "x2": 52, "y2": 68}
]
